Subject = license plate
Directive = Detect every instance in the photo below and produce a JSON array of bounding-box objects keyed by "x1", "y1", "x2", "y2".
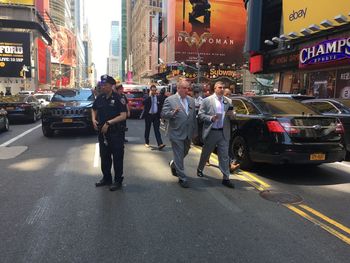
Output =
[
  {"x1": 62, "y1": 118, "x2": 73, "y2": 123},
  {"x1": 6, "y1": 107, "x2": 14, "y2": 110},
  {"x1": 310, "y1": 153, "x2": 326, "y2": 161}
]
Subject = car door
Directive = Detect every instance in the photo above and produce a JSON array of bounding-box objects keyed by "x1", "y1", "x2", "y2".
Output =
[{"x1": 231, "y1": 99, "x2": 266, "y2": 154}]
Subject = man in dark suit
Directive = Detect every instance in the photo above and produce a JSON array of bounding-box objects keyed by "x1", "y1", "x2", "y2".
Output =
[{"x1": 143, "y1": 84, "x2": 166, "y2": 150}]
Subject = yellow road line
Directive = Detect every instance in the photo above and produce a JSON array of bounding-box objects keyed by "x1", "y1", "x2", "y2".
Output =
[
  {"x1": 240, "y1": 170, "x2": 271, "y2": 189},
  {"x1": 236, "y1": 173, "x2": 266, "y2": 191},
  {"x1": 299, "y1": 204, "x2": 350, "y2": 236},
  {"x1": 192, "y1": 145, "x2": 270, "y2": 190},
  {"x1": 285, "y1": 204, "x2": 350, "y2": 246}
]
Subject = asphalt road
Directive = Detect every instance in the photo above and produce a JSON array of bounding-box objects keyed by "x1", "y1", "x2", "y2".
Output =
[{"x1": 0, "y1": 119, "x2": 349, "y2": 263}]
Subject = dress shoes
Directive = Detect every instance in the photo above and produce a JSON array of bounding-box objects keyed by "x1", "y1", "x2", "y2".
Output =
[
  {"x1": 95, "y1": 179, "x2": 112, "y2": 187},
  {"x1": 158, "y1": 144, "x2": 166, "y2": 150},
  {"x1": 145, "y1": 143, "x2": 150, "y2": 148},
  {"x1": 110, "y1": 182, "x2": 122, "y2": 191},
  {"x1": 197, "y1": 169, "x2": 204, "y2": 177},
  {"x1": 178, "y1": 179, "x2": 189, "y2": 188},
  {"x1": 169, "y1": 160, "x2": 177, "y2": 177},
  {"x1": 222, "y1": 179, "x2": 235, "y2": 188}
]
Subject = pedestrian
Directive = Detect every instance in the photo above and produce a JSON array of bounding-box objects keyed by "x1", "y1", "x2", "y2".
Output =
[
  {"x1": 224, "y1": 88, "x2": 232, "y2": 97},
  {"x1": 92, "y1": 75, "x2": 127, "y2": 191},
  {"x1": 115, "y1": 84, "x2": 130, "y2": 142},
  {"x1": 196, "y1": 81, "x2": 238, "y2": 188},
  {"x1": 161, "y1": 78, "x2": 197, "y2": 188},
  {"x1": 143, "y1": 84, "x2": 166, "y2": 150},
  {"x1": 0, "y1": 91, "x2": 4, "y2": 96}
]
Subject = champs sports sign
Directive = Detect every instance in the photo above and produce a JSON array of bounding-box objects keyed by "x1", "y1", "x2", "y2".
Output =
[{"x1": 299, "y1": 37, "x2": 350, "y2": 68}]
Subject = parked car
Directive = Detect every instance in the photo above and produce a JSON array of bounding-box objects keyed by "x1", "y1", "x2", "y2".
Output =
[
  {"x1": 264, "y1": 93, "x2": 315, "y2": 101},
  {"x1": 34, "y1": 93, "x2": 54, "y2": 107},
  {"x1": 230, "y1": 96, "x2": 346, "y2": 169},
  {"x1": 302, "y1": 98, "x2": 350, "y2": 159},
  {"x1": 41, "y1": 88, "x2": 95, "y2": 137},
  {"x1": 0, "y1": 108, "x2": 9, "y2": 132},
  {"x1": 0, "y1": 95, "x2": 42, "y2": 122},
  {"x1": 125, "y1": 90, "x2": 144, "y2": 117}
]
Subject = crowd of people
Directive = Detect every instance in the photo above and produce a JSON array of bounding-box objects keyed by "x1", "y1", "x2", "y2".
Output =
[{"x1": 92, "y1": 74, "x2": 240, "y2": 191}]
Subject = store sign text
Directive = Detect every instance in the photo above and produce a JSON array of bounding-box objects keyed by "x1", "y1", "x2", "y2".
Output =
[{"x1": 299, "y1": 37, "x2": 350, "y2": 66}]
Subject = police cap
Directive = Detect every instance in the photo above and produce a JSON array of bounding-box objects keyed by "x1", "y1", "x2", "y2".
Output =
[{"x1": 100, "y1": 74, "x2": 116, "y2": 85}]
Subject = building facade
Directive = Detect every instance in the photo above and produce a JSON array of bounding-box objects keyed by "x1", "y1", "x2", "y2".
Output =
[
  {"x1": 130, "y1": 0, "x2": 162, "y2": 84},
  {"x1": 107, "y1": 21, "x2": 122, "y2": 79},
  {"x1": 245, "y1": 0, "x2": 350, "y2": 98},
  {"x1": 0, "y1": 1, "x2": 52, "y2": 94}
]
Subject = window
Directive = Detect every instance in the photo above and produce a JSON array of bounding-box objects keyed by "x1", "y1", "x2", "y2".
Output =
[
  {"x1": 308, "y1": 102, "x2": 339, "y2": 114},
  {"x1": 232, "y1": 100, "x2": 248, "y2": 114}
]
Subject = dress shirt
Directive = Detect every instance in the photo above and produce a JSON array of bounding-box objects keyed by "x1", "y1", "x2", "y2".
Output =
[
  {"x1": 212, "y1": 94, "x2": 225, "y2": 129},
  {"x1": 149, "y1": 95, "x2": 158, "y2": 114},
  {"x1": 177, "y1": 93, "x2": 188, "y2": 115}
]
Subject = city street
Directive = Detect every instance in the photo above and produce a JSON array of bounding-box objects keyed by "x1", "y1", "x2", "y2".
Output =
[{"x1": 0, "y1": 119, "x2": 349, "y2": 262}]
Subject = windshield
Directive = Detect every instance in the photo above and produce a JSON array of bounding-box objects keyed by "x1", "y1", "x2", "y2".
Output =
[
  {"x1": 0, "y1": 95, "x2": 27, "y2": 103},
  {"x1": 35, "y1": 95, "x2": 52, "y2": 100},
  {"x1": 125, "y1": 92, "x2": 144, "y2": 99},
  {"x1": 252, "y1": 97, "x2": 318, "y2": 115},
  {"x1": 52, "y1": 90, "x2": 94, "y2": 102}
]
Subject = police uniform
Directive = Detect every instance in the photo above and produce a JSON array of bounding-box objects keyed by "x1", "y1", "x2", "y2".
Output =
[{"x1": 93, "y1": 77, "x2": 127, "y2": 188}]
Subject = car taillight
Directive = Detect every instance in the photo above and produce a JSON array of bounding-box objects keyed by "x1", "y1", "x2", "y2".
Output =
[
  {"x1": 335, "y1": 122, "x2": 345, "y2": 134},
  {"x1": 280, "y1": 121, "x2": 300, "y2": 134},
  {"x1": 266, "y1": 120, "x2": 299, "y2": 134},
  {"x1": 266, "y1": 121, "x2": 285, "y2": 133}
]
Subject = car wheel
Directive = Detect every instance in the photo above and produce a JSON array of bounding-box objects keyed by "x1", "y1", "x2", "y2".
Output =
[
  {"x1": 231, "y1": 136, "x2": 253, "y2": 170},
  {"x1": 31, "y1": 111, "x2": 37, "y2": 123},
  {"x1": 42, "y1": 126, "x2": 54, "y2": 137}
]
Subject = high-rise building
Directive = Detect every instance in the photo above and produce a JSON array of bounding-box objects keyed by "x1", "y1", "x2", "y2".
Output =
[
  {"x1": 130, "y1": 0, "x2": 162, "y2": 84},
  {"x1": 121, "y1": 0, "x2": 127, "y2": 81},
  {"x1": 107, "y1": 21, "x2": 122, "y2": 79}
]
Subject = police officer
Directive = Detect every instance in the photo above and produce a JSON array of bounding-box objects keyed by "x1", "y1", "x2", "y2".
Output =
[{"x1": 92, "y1": 75, "x2": 127, "y2": 191}]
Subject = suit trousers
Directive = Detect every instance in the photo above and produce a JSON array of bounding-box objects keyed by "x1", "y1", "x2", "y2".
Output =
[
  {"x1": 198, "y1": 130, "x2": 230, "y2": 180},
  {"x1": 170, "y1": 138, "x2": 191, "y2": 181},
  {"x1": 98, "y1": 131, "x2": 125, "y2": 183},
  {"x1": 144, "y1": 114, "x2": 163, "y2": 145}
]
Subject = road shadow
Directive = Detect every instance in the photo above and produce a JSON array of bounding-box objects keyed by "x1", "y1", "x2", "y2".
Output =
[{"x1": 248, "y1": 163, "x2": 350, "y2": 186}]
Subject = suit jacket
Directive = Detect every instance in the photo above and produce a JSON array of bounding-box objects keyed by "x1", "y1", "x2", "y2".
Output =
[
  {"x1": 143, "y1": 95, "x2": 163, "y2": 118},
  {"x1": 198, "y1": 94, "x2": 232, "y2": 141},
  {"x1": 161, "y1": 94, "x2": 197, "y2": 141}
]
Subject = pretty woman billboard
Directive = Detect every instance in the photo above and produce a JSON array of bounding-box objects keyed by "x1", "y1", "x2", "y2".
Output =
[{"x1": 174, "y1": 0, "x2": 246, "y2": 65}]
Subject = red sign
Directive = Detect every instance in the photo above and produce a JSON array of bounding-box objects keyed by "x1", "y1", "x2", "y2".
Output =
[
  {"x1": 37, "y1": 38, "x2": 47, "y2": 84},
  {"x1": 249, "y1": 55, "x2": 263, "y2": 73}
]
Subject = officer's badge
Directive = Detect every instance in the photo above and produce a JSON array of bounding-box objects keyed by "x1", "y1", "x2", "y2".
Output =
[{"x1": 120, "y1": 98, "x2": 126, "y2": 105}]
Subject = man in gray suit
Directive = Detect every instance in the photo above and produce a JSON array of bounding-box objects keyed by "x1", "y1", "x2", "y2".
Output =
[
  {"x1": 197, "y1": 81, "x2": 236, "y2": 188},
  {"x1": 161, "y1": 79, "x2": 197, "y2": 188}
]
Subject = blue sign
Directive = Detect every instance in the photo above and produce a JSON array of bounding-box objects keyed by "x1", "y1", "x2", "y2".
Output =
[{"x1": 299, "y1": 37, "x2": 350, "y2": 67}]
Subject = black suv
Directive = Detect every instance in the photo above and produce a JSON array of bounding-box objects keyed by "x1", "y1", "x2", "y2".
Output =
[{"x1": 41, "y1": 88, "x2": 95, "y2": 137}]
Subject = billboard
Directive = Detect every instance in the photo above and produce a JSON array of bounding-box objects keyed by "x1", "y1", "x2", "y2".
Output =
[
  {"x1": 0, "y1": 32, "x2": 31, "y2": 78},
  {"x1": 51, "y1": 26, "x2": 76, "y2": 67},
  {"x1": 283, "y1": 0, "x2": 350, "y2": 36},
  {"x1": 0, "y1": 0, "x2": 34, "y2": 5},
  {"x1": 174, "y1": 0, "x2": 246, "y2": 65}
]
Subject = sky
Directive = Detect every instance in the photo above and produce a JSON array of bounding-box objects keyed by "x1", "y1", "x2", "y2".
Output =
[{"x1": 85, "y1": 0, "x2": 121, "y2": 78}]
